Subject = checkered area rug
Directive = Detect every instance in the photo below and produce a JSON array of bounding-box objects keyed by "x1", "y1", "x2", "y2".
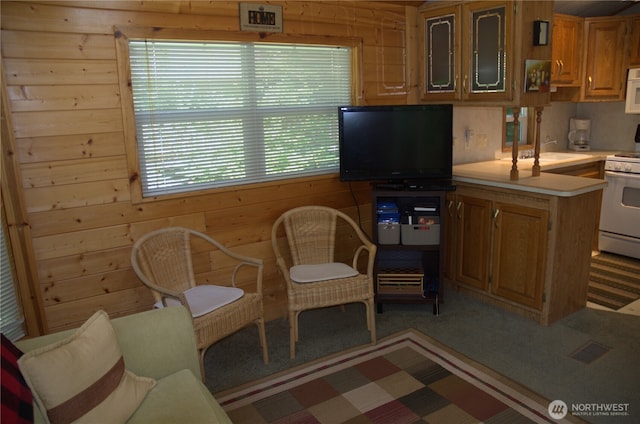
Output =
[{"x1": 217, "y1": 330, "x2": 572, "y2": 423}]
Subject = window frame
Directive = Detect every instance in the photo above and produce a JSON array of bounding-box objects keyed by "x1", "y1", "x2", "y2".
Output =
[{"x1": 115, "y1": 27, "x2": 362, "y2": 203}]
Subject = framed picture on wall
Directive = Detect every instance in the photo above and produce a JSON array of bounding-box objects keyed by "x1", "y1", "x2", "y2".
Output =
[{"x1": 524, "y1": 60, "x2": 551, "y2": 92}]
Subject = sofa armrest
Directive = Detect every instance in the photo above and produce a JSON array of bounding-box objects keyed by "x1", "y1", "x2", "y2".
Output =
[
  {"x1": 16, "y1": 306, "x2": 201, "y2": 381},
  {"x1": 110, "y1": 306, "x2": 201, "y2": 380}
]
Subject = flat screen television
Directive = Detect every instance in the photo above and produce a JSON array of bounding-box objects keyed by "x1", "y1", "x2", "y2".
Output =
[{"x1": 339, "y1": 104, "x2": 453, "y2": 184}]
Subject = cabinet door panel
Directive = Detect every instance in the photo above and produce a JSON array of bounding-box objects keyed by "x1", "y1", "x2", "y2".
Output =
[
  {"x1": 471, "y1": 5, "x2": 506, "y2": 93},
  {"x1": 583, "y1": 19, "x2": 627, "y2": 100},
  {"x1": 426, "y1": 13, "x2": 456, "y2": 92},
  {"x1": 455, "y1": 195, "x2": 491, "y2": 290},
  {"x1": 443, "y1": 192, "x2": 456, "y2": 280},
  {"x1": 491, "y1": 203, "x2": 548, "y2": 309},
  {"x1": 422, "y1": 5, "x2": 460, "y2": 100},
  {"x1": 631, "y1": 16, "x2": 640, "y2": 66},
  {"x1": 551, "y1": 15, "x2": 583, "y2": 86}
]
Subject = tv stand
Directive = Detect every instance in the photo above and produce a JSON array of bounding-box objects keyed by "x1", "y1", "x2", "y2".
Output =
[{"x1": 372, "y1": 186, "x2": 454, "y2": 315}]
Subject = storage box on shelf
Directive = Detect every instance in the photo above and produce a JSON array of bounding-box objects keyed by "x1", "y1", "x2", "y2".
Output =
[{"x1": 377, "y1": 201, "x2": 401, "y2": 245}]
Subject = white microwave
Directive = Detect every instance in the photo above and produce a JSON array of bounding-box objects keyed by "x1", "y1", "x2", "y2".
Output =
[{"x1": 626, "y1": 67, "x2": 640, "y2": 114}]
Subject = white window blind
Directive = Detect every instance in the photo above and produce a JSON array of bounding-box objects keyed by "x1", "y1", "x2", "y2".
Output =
[
  {"x1": 128, "y1": 40, "x2": 351, "y2": 196},
  {"x1": 1, "y1": 226, "x2": 25, "y2": 341}
]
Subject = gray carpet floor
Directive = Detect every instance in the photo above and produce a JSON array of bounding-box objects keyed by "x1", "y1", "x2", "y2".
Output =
[{"x1": 204, "y1": 288, "x2": 640, "y2": 424}]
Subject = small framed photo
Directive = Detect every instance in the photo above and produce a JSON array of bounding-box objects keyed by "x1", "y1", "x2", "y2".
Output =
[{"x1": 525, "y1": 59, "x2": 551, "y2": 92}]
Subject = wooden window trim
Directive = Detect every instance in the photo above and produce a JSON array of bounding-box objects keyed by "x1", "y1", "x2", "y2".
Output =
[{"x1": 114, "y1": 26, "x2": 363, "y2": 204}]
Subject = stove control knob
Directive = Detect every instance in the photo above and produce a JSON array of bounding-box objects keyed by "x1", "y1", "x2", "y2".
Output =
[
  {"x1": 614, "y1": 163, "x2": 622, "y2": 171},
  {"x1": 625, "y1": 164, "x2": 633, "y2": 172}
]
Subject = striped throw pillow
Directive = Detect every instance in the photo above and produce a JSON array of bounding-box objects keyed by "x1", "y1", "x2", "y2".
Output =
[{"x1": 18, "y1": 311, "x2": 155, "y2": 424}]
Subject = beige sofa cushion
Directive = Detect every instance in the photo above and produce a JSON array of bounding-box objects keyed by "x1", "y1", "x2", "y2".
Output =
[{"x1": 18, "y1": 310, "x2": 156, "y2": 424}]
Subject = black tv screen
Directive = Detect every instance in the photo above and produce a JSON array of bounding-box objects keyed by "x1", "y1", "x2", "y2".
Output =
[{"x1": 339, "y1": 104, "x2": 453, "y2": 183}]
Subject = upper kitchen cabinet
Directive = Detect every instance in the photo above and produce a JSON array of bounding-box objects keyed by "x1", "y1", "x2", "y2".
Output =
[
  {"x1": 582, "y1": 17, "x2": 630, "y2": 101},
  {"x1": 420, "y1": 4, "x2": 461, "y2": 102},
  {"x1": 551, "y1": 14, "x2": 583, "y2": 87},
  {"x1": 419, "y1": 0, "x2": 553, "y2": 106},
  {"x1": 630, "y1": 15, "x2": 640, "y2": 66},
  {"x1": 421, "y1": 1, "x2": 512, "y2": 103}
]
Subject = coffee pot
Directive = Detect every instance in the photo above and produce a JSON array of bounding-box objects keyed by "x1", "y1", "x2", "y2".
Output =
[{"x1": 568, "y1": 118, "x2": 591, "y2": 151}]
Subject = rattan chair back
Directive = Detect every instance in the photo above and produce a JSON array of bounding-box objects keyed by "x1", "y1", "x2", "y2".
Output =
[
  {"x1": 283, "y1": 206, "x2": 337, "y2": 265},
  {"x1": 132, "y1": 228, "x2": 196, "y2": 303}
]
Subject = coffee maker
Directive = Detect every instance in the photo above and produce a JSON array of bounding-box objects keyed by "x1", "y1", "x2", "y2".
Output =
[{"x1": 568, "y1": 118, "x2": 591, "y2": 151}]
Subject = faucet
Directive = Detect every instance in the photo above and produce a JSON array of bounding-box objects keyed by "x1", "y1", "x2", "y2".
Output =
[
  {"x1": 542, "y1": 137, "x2": 557, "y2": 152},
  {"x1": 519, "y1": 149, "x2": 534, "y2": 159}
]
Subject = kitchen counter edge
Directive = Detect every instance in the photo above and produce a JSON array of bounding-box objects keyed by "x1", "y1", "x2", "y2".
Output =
[{"x1": 452, "y1": 151, "x2": 612, "y2": 197}]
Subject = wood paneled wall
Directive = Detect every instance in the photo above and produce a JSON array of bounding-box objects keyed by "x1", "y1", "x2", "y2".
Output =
[{"x1": 1, "y1": 1, "x2": 412, "y2": 333}]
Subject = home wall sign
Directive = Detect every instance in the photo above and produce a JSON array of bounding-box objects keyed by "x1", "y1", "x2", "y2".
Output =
[{"x1": 239, "y1": 3, "x2": 283, "y2": 33}]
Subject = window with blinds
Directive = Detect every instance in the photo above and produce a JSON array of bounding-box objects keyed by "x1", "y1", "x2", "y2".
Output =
[
  {"x1": 1, "y1": 226, "x2": 25, "y2": 341},
  {"x1": 128, "y1": 40, "x2": 352, "y2": 197}
]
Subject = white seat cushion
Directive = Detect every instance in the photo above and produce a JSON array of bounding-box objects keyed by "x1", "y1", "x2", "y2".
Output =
[
  {"x1": 154, "y1": 285, "x2": 244, "y2": 318},
  {"x1": 290, "y1": 262, "x2": 359, "y2": 283}
]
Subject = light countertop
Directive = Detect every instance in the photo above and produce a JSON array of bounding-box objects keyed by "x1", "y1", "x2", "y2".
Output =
[{"x1": 453, "y1": 151, "x2": 612, "y2": 197}]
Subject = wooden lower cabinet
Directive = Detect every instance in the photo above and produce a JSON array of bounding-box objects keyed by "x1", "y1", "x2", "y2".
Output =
[
  {"x1": 491, "y1": 202, "x2": 548, "y2": 310},
  {"x1": 543, "y1": 160, "x2": 604, "y2": 250},
  {"x1": 447, "y1": 182, "x2": 599, "y2": 325},
  {"x1": 455, "y1": 194, "x2": 491, "y2": 291}
]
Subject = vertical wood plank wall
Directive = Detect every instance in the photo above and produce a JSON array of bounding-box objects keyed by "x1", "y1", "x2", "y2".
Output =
[{"x1": 1, "y1": 1, "x2": 412, "y2": 333}]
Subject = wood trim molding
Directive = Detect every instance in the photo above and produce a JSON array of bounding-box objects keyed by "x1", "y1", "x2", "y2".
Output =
[
  {"x1": 113, "y1": 25, "x2": 364, "y2": 204},
  {"x1": 1, "y1": 65, "x2": 47, "y2": 336}
]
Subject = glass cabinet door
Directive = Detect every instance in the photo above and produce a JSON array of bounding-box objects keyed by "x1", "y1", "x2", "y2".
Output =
[
  {"x1": 422, "y1": 5, "x2": 460, "y2": 100},
  {"x1": 421, "y1": 0, "x2": 513, "y2": 102},
  {"x1": 425, "y1": 13, "x2": 456, "y2": 93},
  {"x1": 470, "y1": 5, "x2": 506, "y2": 93}
]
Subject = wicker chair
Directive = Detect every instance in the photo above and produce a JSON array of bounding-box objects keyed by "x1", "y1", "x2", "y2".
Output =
[
  {"x1": 271, "y1": 206, "x2": 377, "y2": 359},
  {"x1": 131, "y1": 227, "x2": 268, "y2": 376}
]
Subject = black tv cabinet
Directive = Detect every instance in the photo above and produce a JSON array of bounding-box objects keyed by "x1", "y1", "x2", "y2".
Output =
[{"x1": 371, "y1": 185, "x2": 453, "y2": 314}]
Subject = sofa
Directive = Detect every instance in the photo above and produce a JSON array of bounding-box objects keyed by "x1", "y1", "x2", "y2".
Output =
[{"x1": 13, "y1": 306, "x2": 232, "y2": 424}]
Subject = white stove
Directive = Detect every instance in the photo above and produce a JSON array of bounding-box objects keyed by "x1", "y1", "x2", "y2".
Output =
[
  {"x1": 604, "y1": 152, "x2": 640, "y2": 173},
  {"x1": 599, "y1": 152, "x2": 640, "y2": 259}
]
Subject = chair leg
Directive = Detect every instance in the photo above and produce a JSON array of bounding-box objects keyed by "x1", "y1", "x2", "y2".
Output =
[
  {"x1": 289, "y1": 310, "x2": 297, "y2": 359},
  {"x1": 367, "y1": 299, "x2": 376, "y2": 344},
  {"x1": 199, "y1": 348, "x2": 207, "y2": 383},
  {"x1": 257, "y1": 318, "x2": 269, "y2": 364}
]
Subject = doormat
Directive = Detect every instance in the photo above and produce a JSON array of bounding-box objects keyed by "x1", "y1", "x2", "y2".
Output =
[
  {"x1": 216, "y1": 329, "x2": 584, "y2": 423},
  {"x1": 588, "y1": 252, "x2": 640, "y2": 310}
]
